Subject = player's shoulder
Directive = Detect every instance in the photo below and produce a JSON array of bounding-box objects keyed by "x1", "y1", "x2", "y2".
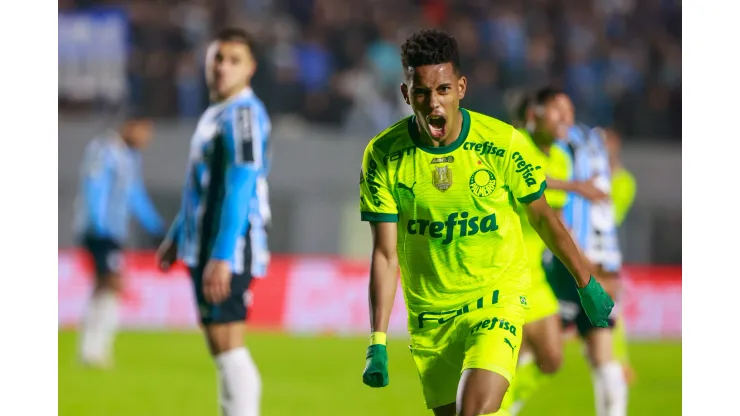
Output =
[
  {"x1": 86, "y1": 133, "x2": 120, "y2": 158},
  {"x1": 465, "y1": 109, "x2": 518, "y2": 146},
  {"x1": 568, "y1": 123, "x2": 594, "y2": 145},
  {"x1": 222, "y1": 90, "x2": 269, "y2": 119},
  {"x1": 364, "y1": 116, "x2": 414, "y2": 157}
]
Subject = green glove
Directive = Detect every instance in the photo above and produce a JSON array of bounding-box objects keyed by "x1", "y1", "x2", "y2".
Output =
[
  {"x1": 362, "y1": 344, "x2": 389, "y2": 388},
  {"x1": 577, "y1": 277, "x2": 615, "y2": 327}
]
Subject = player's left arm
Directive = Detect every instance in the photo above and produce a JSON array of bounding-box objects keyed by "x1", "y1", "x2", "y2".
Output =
[
  {"x1": 210, "y1": 105, "x2": 263, "y2": 263},
  {"x1": 524, "y1": 196, "x2": 591, "y2": 288},
  {"x1": 129, "y1": 168, "x2": 166, "y2": 236}
]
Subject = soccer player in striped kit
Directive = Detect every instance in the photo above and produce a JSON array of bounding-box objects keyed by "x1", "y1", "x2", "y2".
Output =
[
  {"x1": 74, "y1": 112, "x2": 165, "y2": 368},
  {"x1": 546, "y1": 93, "x2": 628, "y2": 416},
  {"x1": 157, "y1": 28, "x2": 271, "y2": 416}
]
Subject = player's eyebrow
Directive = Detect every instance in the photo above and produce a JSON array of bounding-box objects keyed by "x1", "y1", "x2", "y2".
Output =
[{"x1": 413, "y1": 83, "x2": 452, "y2": 93}]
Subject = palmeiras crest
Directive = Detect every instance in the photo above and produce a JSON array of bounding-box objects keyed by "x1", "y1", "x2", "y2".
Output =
[{"x1": 432, "y1": 165, "x2": 453, "y2": 192}]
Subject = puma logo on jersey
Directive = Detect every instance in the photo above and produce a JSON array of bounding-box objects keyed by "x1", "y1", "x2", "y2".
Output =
[
  {"x1": 504, "y1": 338, "x2": 516, "y2": 355},
  {"x1": 398, "y1": 181, "x2": 416, "y2": 198}
]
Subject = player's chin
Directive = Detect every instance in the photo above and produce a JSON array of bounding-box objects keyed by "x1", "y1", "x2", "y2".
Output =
[{"x1": 216, "y1": 84, "x2": 232, "y2": 96}]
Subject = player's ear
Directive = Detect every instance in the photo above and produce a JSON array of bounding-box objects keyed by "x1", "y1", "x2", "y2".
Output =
[
  {"x1": 457, "y1": 76, "x2": 467, "y2": 100},
  {"x1": 249, "y1": 61, "x2": 257, "y2": 78},
  {"x1": 401, "y1": 83, "x2": 410, "y2": 105}
]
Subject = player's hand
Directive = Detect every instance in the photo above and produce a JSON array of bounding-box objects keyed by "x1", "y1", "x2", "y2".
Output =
[
  {"x1": 577, "y1": 276, "x2": 615, "y2": 327},
  {"x1": 203, "y1": 259, "x2": 232, "y2": 304},
  {"x1": 362, "y1": 344, "x2": 389, "y2": 388},
  {"x1": 156, "y1": 239, "x2": 178, "y2": 272},
  {"x1": 575, "y1": 178, "x2": 608, "y2": 201}
]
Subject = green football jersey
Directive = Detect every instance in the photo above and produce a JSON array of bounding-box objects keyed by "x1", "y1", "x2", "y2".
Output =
[{"x1": 359, "y1": 109, "x2": 547, "y2": 320}]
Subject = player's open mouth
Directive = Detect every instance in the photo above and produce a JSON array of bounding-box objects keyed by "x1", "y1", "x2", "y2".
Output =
[{"x1": 426, "y1": 115, "x2": 446, "y2": 139}]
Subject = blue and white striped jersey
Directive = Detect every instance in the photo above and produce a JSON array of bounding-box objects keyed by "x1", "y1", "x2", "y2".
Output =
[
  {"x1": 74, "y1": 132, "x2": 165, "y2": 243},
  {"x1": 167, "y1": 88, "x2": 271, "y2": 274},
  {"x1": 561, "y1": 124, "x2": 622, "y2": 272}
]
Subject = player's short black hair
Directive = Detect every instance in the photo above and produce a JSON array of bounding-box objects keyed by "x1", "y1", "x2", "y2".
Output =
[
  {"x1": 533, "y1": 86, "x2": 565, "y2": 107},
  {"x1": 112, "y1": 103, "x2": 149, "y2": 125},
  {"x1": 124, "y1": 105, "x2": 149, "y2": 121},
  {"x1": 515, "y1": 94, "x2": 534, "y2": 123},
  {"x1": 400, "y1": 29, "x2": 460, "y2": 77},
  {"x1": 214, "y1": 27, "x2": 257, "y2": 55}
]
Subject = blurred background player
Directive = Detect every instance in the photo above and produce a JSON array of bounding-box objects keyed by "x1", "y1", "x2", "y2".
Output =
[
  {"x1": 503, "y1": 88, "x2": 608, "y2": 415},
  {"x1": 359, "y1": 29, "x2": 613, "y2": 416},
  {"x1": 604, "y1": 128, "x2": 637, "y2": 228},
  {"x1": 156, "y1": 28, "x2": 271, "y2": 416},
  {"x1": 73, "y1": 112, "x2": 165, "y2": 368},
  {"x1": 603, "y1": 127, "x2": 638, "y2": 384},
  {"x1": 547, "y1": 92, "x2": 628, "y2": 416}
]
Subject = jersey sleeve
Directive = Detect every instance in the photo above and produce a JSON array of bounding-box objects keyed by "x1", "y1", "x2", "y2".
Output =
[
  {"x1": 210, "y1": 104, "x2": 262, "y2": 261},
  {"x1": 502, "y1": 128, "x2": 548, "y2": 204},
  {"x1": 359, "y1": 144, "x2": 398, "y2": 222}
]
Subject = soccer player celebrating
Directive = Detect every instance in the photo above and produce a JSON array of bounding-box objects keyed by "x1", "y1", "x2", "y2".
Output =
[
  {"x1": 358, "y1": 29, "x2": 614, "y2": 416},
  {"x1": 157, "y1": 28, "x2": 271, "y2": 416},
  {"x1": 74, "y1": 113, "x2": 165, "y2": 368},
  {"x1": 547, "y1": 92, "x2": 628, "y2": 416}
]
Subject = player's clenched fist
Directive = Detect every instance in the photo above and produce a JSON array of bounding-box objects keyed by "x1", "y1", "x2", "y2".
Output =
[
  {"x1": 362, "y1": 333, "x2": 389, "y2": 388},
  {"x1": 577, "y1": 277, "x2": 615, "y2": 327}
]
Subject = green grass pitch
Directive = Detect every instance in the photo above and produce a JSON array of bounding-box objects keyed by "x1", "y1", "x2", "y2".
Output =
[{"x1": 58, "y1": 331, "x2": 681, "y2": 415}]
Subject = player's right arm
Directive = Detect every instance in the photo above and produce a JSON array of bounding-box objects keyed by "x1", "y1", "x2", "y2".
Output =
[
  {"x1": 157, "y1": 166, "x2": 189, "y2": 271},
  {"x1": 368, "y1": 222, "x2": 398, "y2": 335},
  {"x1": 359, "y1": 143, "x2": 399, "y2": 388},
  {"x1": 547, "y1": 141, "x2": 607, "y2": 201}
]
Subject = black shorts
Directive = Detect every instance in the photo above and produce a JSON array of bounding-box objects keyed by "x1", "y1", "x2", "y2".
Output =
[
  {"x1": 544, "y1": 252, "x2": 616, "y2": 337},
  {"x1": 189, "y1": 265, "x2": 254, "y2": 326},
  {"x1": 82, "y1": 235, "x2": 123, "y2": 278}
]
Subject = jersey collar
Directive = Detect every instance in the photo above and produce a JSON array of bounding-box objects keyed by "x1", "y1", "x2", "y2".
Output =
[
  {"x1": 210, "y1": 87, "x2": 254, "y2": 110},
  {"x1": 408, "y1": 108, "x2": 471, "y2": 155}
]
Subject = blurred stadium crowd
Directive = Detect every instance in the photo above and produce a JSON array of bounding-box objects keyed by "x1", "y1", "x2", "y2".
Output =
[{"x1": 59, "y1": 0, "x2": 681, "y2": 140}]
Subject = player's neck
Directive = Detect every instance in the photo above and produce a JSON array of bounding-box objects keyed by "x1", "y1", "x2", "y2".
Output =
[
  {"x1": 417, "y1": 109, "x2": 463, "y2": 148},
  {"x1": 531, "y1": 131, "x2": 553, "y2": 155}
]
